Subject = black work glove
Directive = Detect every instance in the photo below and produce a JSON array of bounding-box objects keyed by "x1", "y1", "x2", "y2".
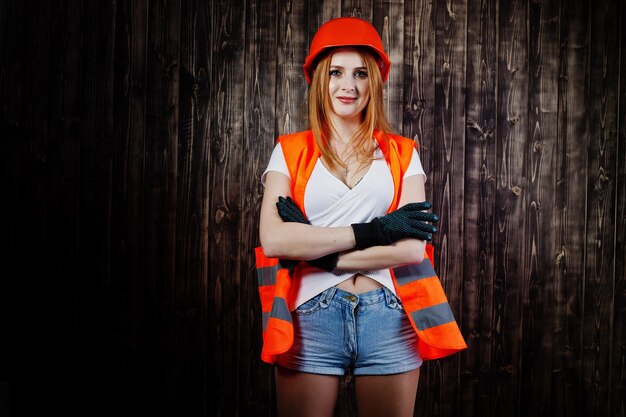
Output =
[
  {"x1": 351, "y1": 202, "x2": 439, "y2": 250},
  {"x1": 276, "y1": 196, "x2": 339, "y2": 272}
]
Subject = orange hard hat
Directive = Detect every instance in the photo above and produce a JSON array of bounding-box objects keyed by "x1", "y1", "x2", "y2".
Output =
[{"x1": 303, "y1": 17, "x2": 391, "y2": 84}]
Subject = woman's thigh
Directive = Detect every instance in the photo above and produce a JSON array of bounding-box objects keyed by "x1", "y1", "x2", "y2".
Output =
[
  {"x1": 275, "y1": 366, "x2": 341, "y2": 417},
  {"x1": 355, "y1": 368, "x2": 420, "y2": 417}
]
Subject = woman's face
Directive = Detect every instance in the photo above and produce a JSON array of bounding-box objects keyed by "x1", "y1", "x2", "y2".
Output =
[{"x1": 327, "y1": 48, "x2": 370, "y2": 123}]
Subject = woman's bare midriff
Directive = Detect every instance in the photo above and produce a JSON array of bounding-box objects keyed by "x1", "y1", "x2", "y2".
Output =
[{"x1": 336, "y1": 273, "x2": 382, "y2": 294}]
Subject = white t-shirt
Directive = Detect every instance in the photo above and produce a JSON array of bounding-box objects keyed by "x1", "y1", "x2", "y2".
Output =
[{"x1": 262, "y1": 142, "x2": 426, "y2": 310}]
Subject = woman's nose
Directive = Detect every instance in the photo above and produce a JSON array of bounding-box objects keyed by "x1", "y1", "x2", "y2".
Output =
[{"x1": 341, "y1": 77, "x2": 356, "y2": 91}]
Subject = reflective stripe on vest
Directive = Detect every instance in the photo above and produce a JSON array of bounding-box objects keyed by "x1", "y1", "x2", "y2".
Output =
[
  {"x1": 255, "y1": 247, "x2": 293, "y2": 363},
  {"x1": 391, "y1": 252, "x2": 467, "y2": 359},
  {"x1": 394, "y1": 261, "x2": 457, "y2": 331},
  {"x1": 255, "y1": 130, "x2": 466, "y2": 363}
]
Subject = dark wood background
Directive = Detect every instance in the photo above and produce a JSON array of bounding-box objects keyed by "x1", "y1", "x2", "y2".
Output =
[{"x1": 1, "y1": 0, "x2": 624, "y2": 416}]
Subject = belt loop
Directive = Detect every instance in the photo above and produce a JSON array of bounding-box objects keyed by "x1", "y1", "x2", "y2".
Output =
[
  {"x1": 320, "y1": 287, "x2": 337, "y2": 307},
  {"x1": 383, "y1": 286, "x2": 398, "y2": 309}
]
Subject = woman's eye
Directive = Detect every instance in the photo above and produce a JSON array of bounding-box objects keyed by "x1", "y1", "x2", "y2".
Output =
[
  {"x1": 355, "y1": 71, "x2": 368, "y2": 78},
  {"x1": 330, "y1": 69, "x2": 342, "y2": 76}
]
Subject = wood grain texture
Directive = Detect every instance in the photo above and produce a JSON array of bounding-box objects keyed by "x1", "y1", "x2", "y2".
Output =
[
  {"x1": 551, "y1": 1, "x2": 589, "y2": 415},
  {"x1": 494, "y1": 0, "x2": 528, "y2": 415},
  {"x1": 402, "y1": 0, "x2": 435, "y2": 152},
  {"x1": 581, "y1": 0, "x2": 621, "y2": 415},
  {"x1": 373, "y1": 0, "x2": 405, "y2": 132},
  {"x1": 520, "y1": 1, "x2": 559, "y2": 415},
  {"x1": 207, "y1": 1, "x2": 247, "y2": 416},
  {"x1": 1, "y1": 1, "x2": 624, "y2": 417},
  {"x1": 462, "y1": 0, "x2": 497, "y2": 415},
  {"x1": 342, "y1": 0, "x2": 373, "y2": 20},
  {"x1": 419, "y1": 1, "x2": 468, "y2": 416},
  {"x1": 612, "y1": 4, "x2": 626, "y2": 416},
  {"x1": 276, "y1": 0, "x2": 309, "y2": 135}
]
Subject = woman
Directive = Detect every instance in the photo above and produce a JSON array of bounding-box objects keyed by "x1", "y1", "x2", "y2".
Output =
[{"x1": 257, "y1": 17, "x2": 466, "y2": 417}]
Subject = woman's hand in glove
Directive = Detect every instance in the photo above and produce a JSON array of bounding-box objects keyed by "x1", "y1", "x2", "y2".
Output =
[
  {"x1": 351, "y1": 202, "x2": 439, "y2": 250},
  {"x1": 275, "y1": 196, "x2": 339, "y2": 272},
  {"x1": 276, "y1": 196, "x2": 309, "y2": 224}
]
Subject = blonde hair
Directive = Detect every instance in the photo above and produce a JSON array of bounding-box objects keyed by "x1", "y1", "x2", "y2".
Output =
[{"x1": 307, "y1": 47, "x2": 394, "y2": 171}]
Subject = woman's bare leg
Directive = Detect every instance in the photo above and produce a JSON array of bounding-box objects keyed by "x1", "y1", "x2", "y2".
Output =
[
  {"x1": 355, "y1": 368, "x2": 420, "y2": 417},
  {"x1": 275, "y1": 366, "x2": 341, "y2": 417}
]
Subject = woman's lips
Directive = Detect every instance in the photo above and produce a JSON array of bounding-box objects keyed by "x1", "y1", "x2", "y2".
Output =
[{"x1": 337, "y1": 96, "x2": 357, "y2": 104}]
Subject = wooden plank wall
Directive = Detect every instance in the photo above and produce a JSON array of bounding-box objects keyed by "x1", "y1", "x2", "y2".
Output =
[{"x1": 1, "y1": 0, "x2": 624, "y2": 416}]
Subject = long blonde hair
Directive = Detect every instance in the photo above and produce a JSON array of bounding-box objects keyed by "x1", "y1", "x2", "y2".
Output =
[{"x1": 307, "y1": 47, "x2": 394, "y2": 171}]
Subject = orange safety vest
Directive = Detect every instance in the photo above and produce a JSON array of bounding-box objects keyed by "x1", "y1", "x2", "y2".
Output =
[{"x1": 255, "y1": 130, "x2": 467, "y2": 364}]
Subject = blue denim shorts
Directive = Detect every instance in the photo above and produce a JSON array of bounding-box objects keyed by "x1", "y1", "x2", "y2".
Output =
[{"x1": 276, "y1": 286, "x2": 423, "y2": 376}]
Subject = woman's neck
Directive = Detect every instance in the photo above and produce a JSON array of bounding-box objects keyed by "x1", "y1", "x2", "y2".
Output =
[{"x1": 329, "y1": 116, "x2": 362, "y2": 145}]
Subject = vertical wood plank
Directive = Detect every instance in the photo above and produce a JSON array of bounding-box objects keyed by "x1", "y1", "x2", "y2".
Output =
[
  {"x1": 208, "y1": 0, "x2": 246, "y2": 415},
  {"x1": 519, "y1": 1, "x2": 559, "y2": 415},
  {"x1": 373, "y1": 0, "x2": 405, "y2": 132},
  {"x1": 402, "y1": 0, "x2": 435, "y2": 149},
  {"x1": 462, "y1": 0, "x2": 497, "y2": 415},
  {"x1": 426, "y1": 1, "x2": 467, "y2": 416},
  {"x1": 180, "y1": 0, "x2": 213, "y2": 371},
  {"x1": 277, "y1": 0, "x2": 308, "y2": 135},
  {"x1": 551, "y1": 1, "x2": 588, "y2": 416},
  {"x1": 494, "y1": 0, "x2": 528, "y2": 415},
  {"x1": 611, "y1": 4, "x2": 626, "y2": 415},
  {"x1": 177, "y1": 1, "x2": 214, "y2": 415},
  {"x1": 242, "y1": 0, "x2": 278, "y2": 415},
  {"x1": 581, "y1": 0, "x2": 621, "y2": 415}
]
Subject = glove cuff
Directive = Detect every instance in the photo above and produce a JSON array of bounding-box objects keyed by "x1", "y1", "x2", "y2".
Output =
[
  {"x1": 351, "y1": 221, "x2": 385, "y2": 250},
  {"x1": 308, "y1": 252, "x2": 339, "y2": 272}
]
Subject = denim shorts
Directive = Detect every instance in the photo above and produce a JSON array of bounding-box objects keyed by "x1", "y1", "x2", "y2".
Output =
[{"x1": 276, "y1": 286, "x2": 423, "y2": 376}]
